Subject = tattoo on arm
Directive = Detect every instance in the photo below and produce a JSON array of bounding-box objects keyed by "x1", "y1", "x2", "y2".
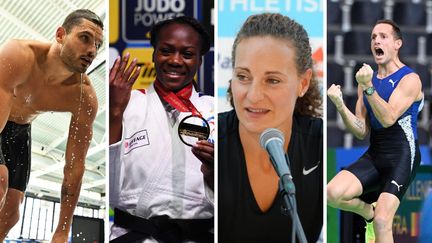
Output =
[{"x1": 354, "y1": 118, "x2": 364, "y2": 130}]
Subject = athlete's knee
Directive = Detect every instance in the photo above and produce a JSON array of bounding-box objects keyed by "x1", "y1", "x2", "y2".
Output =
[
  {"x1": 9, "y1": 202, "x2": 20, "y2": 223},
  {"x1": 2, "y1": 213, "x2": 20, "y2": 233},
  {"x1": 9, "y1": 207, "x2": 20, "y2": 227},
  {"x1": 373, "y1": 211, "x2": 393, "y2": 234},
  {"x1": 0, "y1": 202, "x2": 21, "y2": 230},
  {"x1": 327, "y1": 183, "x2": 344, "y2": 207},
  {"x1": 0, "y1": 176, "x2": 7, "y2": 207}
]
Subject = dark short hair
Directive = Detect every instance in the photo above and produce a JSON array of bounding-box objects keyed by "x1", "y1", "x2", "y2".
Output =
[
  {"x1": 62, "y1": 9, "x2": 104, "y2": 33},
  {"x1": 150, "y1": 16, "x2": 211, "y2": 56},
  {"x1": 375, "y1": 19, "x2": 402, "y2": 41}
]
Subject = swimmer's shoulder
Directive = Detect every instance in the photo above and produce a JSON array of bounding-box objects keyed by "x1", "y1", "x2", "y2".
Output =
[
  {"x1": 0, "y1": 40, "x2": 42, "y2": 82},
  {"x1": 0, "y1": 40, "x2": 51, "y2": 71}
]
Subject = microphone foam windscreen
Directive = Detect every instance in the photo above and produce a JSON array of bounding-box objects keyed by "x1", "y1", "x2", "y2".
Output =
[{"x1": 259, "y1": 128, "x2": 285, "y2": 149}]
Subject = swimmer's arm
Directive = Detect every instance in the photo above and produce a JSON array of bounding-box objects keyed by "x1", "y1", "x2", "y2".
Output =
[
  {"x1": 365, "y1": 73, "x2": 422, "y2": 128},
  {"x1": 338, "y1": 87, "x2": 370, "y2": 140},
  {"x1": 52, "y1": 83, "x2": 98, "y2": 239},
  {"x1": 0, "y1": 40, "x2": 32, "y2": 131}
]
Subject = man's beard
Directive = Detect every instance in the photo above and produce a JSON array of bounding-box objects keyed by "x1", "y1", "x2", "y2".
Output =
[{"x1": 60, "y1": 47, "x2": 87, "y2": 73}]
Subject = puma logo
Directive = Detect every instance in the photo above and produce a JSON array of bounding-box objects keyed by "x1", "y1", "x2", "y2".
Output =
[
  {"x1": 389, "y1": 79, "x2": 398, "y2": 87},
  {"x1": 391, "y1": 180, "x2": 403, "y2": 192}
]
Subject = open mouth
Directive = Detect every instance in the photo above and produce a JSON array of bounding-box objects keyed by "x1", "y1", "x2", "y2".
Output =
[
  {"x1": 80, "y1": 57, "x2": 92, "y2": 66},
  {"x1": 375, "y1": 48, "x2": 384, "y2": 57},
  {"x1": 246, "y1": 107, "x2": 269, "y2": 114},
  {"x1": 164, "y1": 69, "x2": 185, "y2": 77}
]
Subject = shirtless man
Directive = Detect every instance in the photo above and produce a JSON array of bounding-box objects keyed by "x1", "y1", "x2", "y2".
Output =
[{"x1": 0, "y1": 9, "x2": 103, "y2": 242}]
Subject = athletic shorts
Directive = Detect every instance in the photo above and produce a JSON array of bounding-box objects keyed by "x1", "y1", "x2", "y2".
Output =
[
  {"x1": 345, "y1": 124, "x2": 421, "y2": 201},
  {"x1": 0, "y1": 121, "x2": 31, "y2": 192}
]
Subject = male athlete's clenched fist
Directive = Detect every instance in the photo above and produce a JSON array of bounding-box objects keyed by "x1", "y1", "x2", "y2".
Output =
[
  {"x1": 327, "y1": 84, "x2": 344, "y2": 110},
  {"x1": 355, "y1": 63, "x2": 374, "y2": 89}
]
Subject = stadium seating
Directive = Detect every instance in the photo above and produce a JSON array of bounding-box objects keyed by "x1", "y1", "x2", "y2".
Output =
[
  {"x1": 351, "y1": 1, "x2": 384, "y2": 25},
  {"x1": 393, "y1": 1, "x2": 426, "y2": 26}
]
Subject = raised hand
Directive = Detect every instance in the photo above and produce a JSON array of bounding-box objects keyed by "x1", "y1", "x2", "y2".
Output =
[
  {"x1": 109, "y1": 53, "x2": 141, "y2": 118},
  {"x1": 109, "y1": 53, "x2": 141, "y2": 144},
  {"x1": 355, "y1": 63, "x2": 374, "y2": 89},
  {"x1": 328, "y1": 84, "x2": 344, "y2": 110}
]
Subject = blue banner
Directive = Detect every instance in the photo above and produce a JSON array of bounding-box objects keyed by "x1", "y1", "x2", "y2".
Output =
[{"x1": 218, "y1": 0, "x2": 323, "y2": 37}]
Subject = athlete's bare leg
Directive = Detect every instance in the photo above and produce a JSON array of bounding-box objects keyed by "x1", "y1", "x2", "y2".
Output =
[
  {"x1": 373, "y1": 192, "x2": 399, "y2": 243},
  {"x1": 0, "y1": 86, "x2": 13, "y2": 207},
  {"x1": 327, "y1": 170, "x2": 375, "y2": 220},
  {"x1": 0, "y1": 165, "x2": 8, "y2": 210},
  {"x1": 0, "y1": 189, "x2": 24, "y2": 241}
]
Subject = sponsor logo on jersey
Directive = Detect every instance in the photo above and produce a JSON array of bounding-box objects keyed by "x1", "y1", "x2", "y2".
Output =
[
  {"x1": 303, "y1": 161, "x2": 320, "y2": 175},
  {"x1": 391, "y1": 180, "x2": 403, "y2": 192},
  {"x1": 389, "y1": 79, "x2": 399, "y2": 88},
  {"x1": 124, "y1": 129, "x2": 150, "y2": 154}
]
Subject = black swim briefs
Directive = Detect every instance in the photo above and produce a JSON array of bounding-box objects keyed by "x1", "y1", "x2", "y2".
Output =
[{"x1": 0, "y1": 121, "x2": 31, "y2": 192}]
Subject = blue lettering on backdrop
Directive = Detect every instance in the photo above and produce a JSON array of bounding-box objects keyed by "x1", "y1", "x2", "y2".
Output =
[
  {"x1": 218, "y1": 0, "x2": 323, "y2": 37},
  {"x1": 218, "y1": 53, "x2": 232, "y2": 69}
]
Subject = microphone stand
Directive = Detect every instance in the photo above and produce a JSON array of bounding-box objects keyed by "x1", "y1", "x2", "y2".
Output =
[{"x1": 271, "y1": 156, "x2": 307, "y2": 243}]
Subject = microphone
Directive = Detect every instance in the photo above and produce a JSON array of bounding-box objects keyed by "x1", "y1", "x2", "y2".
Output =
[
  {"x1": 260, "y1": 128, "x2": 295, "y2": 195},
  {"x1": 260, "y1": 128, "x2": 307, "y2": 242}
]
